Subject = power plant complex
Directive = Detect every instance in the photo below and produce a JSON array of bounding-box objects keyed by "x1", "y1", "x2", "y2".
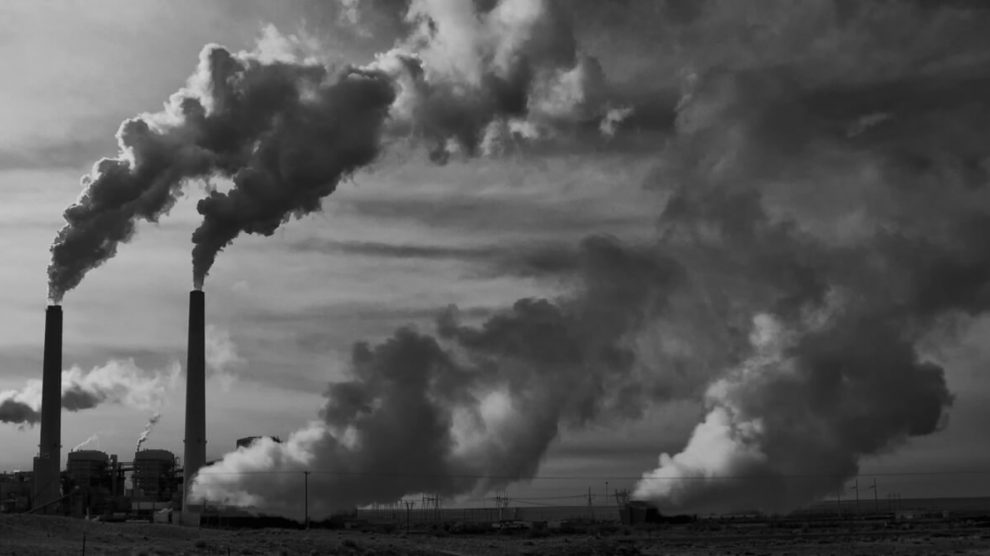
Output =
[{"x1": 0, "y1": 292, "x2": 225, "y2": 523}]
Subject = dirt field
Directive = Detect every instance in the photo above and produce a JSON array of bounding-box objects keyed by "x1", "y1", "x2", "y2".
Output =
[{"x1": 3, "y1": 514, "x2": 990, "y2": 555}]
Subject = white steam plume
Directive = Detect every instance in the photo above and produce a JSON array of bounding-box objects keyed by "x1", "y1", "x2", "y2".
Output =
[
  {"x1": 71, "y1": 434, "x2": 100, "y2": 452},
  {"x1": 192, "y1": 236, "x2": 680, "y2": 519},
  {"x1": 0, "y1": 359, "x2": 180, "y2": 427},
  {"x1": 135, "y1": 412, "x2": 162, "y2": 453},
  {"x1": 205, "y1": 324, "x2": 243, "y2": 391}
]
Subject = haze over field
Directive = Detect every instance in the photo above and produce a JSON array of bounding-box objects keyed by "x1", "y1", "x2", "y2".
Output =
[{"x1": 3, "y1": 0, "x2": 990, "y2": 518}]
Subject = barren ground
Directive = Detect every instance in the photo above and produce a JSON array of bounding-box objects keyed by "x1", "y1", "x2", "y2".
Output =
[{"x1": 2, "y1": 514, "x2": 990, "y2": 555}]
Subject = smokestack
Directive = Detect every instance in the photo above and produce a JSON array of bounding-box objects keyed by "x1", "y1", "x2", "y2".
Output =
[
  {"x1": 32, "y1": 305, "x2": 62, "y2": 512},
  {"x1": 182, "y1": 291, "x2": 206, "y2": 512}
]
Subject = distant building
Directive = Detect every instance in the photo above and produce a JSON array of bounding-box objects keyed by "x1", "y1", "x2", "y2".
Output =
[
  {"x1": 64, "y1": 450, "x2": 124, "y2": 517},
  {"x1": 0, "y1": 471, "x2": 33, "y2": 513},
  {"x1": 133, "y1": 449, "x2": 179, "y2": 503}
]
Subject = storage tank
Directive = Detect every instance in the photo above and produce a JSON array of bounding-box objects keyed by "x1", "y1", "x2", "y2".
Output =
[
  {"x1": 133, "y1": 449, "x2": 178, "y2": 502},
  {"x1": 66, "y1": 450, "x2": 110, "y2": 489}
]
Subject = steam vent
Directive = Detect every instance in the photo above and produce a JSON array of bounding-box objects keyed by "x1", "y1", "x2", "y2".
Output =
[
  {"x1": 182, "y1": 290, "x2": 206, "y2": 519},
  {"x1": 32, "y1": 305, "x2": 62, "y2": 512}
]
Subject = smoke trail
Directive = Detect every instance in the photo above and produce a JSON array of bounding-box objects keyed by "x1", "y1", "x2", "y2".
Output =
[
  {"x1": 367, "y1": 0, "x2": 619, "y2": 161},
  {"x1": 0, "y1": 397, "x2": 39, "y2": 425},
  {"x1": 71, "y1": 434, "x2": 100, "y2": 452},
  {"x1": 135, "y1": 412, "x2": 162, "y2": 452},
  {"x1": 629, "y1": 60, "x2": 986, "y2": 510},
  {"x1": 47, "y1": 42, "x2": 394, "y2": 300},
  {"x1": 191, "y1": 236, "x2": 682, "y2": 518},
  {"x1": 200, "y1": 1, "x2": 990, "y2": 517},
  {"x1": 190, "y1": 0, "x2": 622, "y2": 286},
  {"x1": 47, "y1": 0, "x2": 624, "y2": 299},
  {"x1": 0, "y1": 359, "x2": 179, "y2": 426}
]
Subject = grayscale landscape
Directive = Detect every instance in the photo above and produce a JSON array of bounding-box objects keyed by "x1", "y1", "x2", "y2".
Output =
[{"x1": 2, "y1": 1, "x2": 990, "y2": 554}]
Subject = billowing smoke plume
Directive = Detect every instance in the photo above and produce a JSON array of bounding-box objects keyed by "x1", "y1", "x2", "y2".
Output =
[
  {"x1": 0, "y1": 397, "x2": 39, "y2": 426},
  {"x1": 47, "y1": 0, "x2": 624, "y2": 299},
  {"x1": 42, "y1": 0, "x2": 988, "y2": 516},
  {"x1": 195, "y1": 1, "x2": 990, "y2": 517},
  {"x1": 0, "y1": 359, "x2": 179, "y2": 426},
  {"x1": 46, "y1": 42, "x2": 394, "y2": 300},
  {"x1": 191, "y1": 0, "x2": 621, "y2": 285},
  {"x1": 135, "y1": 412, "x2": 162, "y2": 452},
  {"x1": 192, "y1": 236, "x2": 680, "y2": 517},
  {"x1": 369, "y1": 0, "x2": 619, "y2": 161},
  {"x1": 631, "y1": 60, "x2": 986, "y2": 509},
  {"x1": 71, "y1": 434, "x2": 100, "y2": 452}
]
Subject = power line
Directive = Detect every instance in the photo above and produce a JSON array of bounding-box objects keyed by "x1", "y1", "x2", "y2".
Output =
[{"x1": 193, "y1": 468, "x2": 990, "y2": 481}]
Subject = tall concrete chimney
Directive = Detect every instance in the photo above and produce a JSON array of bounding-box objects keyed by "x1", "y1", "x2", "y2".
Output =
[
  {"x1": 182, "y1": 290, "x2": 206, "y2": 512},
  {"x1": 32, "y1": 305, "x2": 62, "y2": 512}
]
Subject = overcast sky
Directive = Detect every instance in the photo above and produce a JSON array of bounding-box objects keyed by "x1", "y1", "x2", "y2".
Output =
[{"x1": 2, "y1": 0, "x2": 990, "y2": 513}]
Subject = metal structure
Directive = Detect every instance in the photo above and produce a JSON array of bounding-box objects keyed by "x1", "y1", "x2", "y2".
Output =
[
  {"x1": 133, "y1": 449, "x2": 179, "y2": 502},
  {"x1": 65, "y1": 450, "x2": 122, "y2": 517}
]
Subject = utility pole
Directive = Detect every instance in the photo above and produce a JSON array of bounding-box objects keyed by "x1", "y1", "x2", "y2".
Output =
[
  {"x1": 588, "y1": 486, "x2": 594, "y2": 521},
  {"x1": 303, "y1": 471, "x2": 310, "y2": 529},
  {"x1": 605, "y1": 481, "x2": 609, "y2": 506},
  {"x1": 869, "y1": 478, "x2": 879, "y2": 514},
  {"x1": 851, "y1": 479, "x2": 860, "y2": 515},
  {"x1": 836, "y1": 485, "x2": 842, "y2": 517},
  {"x1": 421, "y1": 494, "x2": 440, "y2": 522},
  {"x1": 404, "y1": 500, "x2": 415, "y2": 532}
]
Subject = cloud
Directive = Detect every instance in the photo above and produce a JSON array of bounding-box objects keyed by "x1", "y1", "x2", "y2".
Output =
[
  {"x1": 626, "y1": 7, "x2": 990, "y2": 509},
  {"x1": 0, "y1": 359, "x2": 180, "y2": 427},
  {"x1": 191, "y1": 235, "x2": 684, "y2": 518},
  {"x1": 0, "y1": 134, "x2": 114, "y2": 171},
  {"x1": 0, "y1": 398, "x2": 38, "y2": 426},
  {"x1": 335, "y1": 194, "x2": 649, "y2": 239},
  {"x1": 287, "y1": 238, "x2": 580, "y2": 278},
  {"x1": 47, "y1": 0, "x2": 638, "y2": 301},
  {"x1": 32, "y1": 0, "x2": 990, "y2": 518},
  {"x1": 205, "y1": 324, "x2": 244, "y2": 391}
]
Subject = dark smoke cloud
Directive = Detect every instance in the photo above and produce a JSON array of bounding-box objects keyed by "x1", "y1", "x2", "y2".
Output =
[
  {"x1": 37, "y1": 0, "x2": 990, "y2": 517},
  {"x1": 188, "y1": 57, "x2": 396, "y2": 288},
  {"x1": 200, "y1": 0, "x2": 990, "y2": 517},
  {"x1": 0, "y1": 398, "x2": 39, "y2": 425},
  {"x1": 46, "y1": 39, "x2": 397, "y2": 300},
  {"x1": 48, "y1": 0, "x2": 629, "y2": 299},
  {"x1": 192, "y1": 235, "x2": 682, "y2": 517},
  {"x1": 0, "y1": 359, "x2": 178, "y2": 426},
  {"x1": 632, "y1": 17, "x2": 990, "y2": 509}
]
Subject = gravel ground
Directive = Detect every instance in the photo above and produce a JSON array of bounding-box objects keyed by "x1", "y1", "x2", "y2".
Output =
[{"x1": 3, "y1": 514, "x2": 990, "y2": 555}]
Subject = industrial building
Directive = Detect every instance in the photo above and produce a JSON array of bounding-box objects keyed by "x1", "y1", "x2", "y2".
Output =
[
  {"x1": 0, "y1": 292, "x2": 209, "y2": 521},
  {"x1": 0, "y1": 471, "x2": 32, "y2": 513}
]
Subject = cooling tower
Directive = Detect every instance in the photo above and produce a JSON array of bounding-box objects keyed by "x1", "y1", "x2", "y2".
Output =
[
  {"x1": 31, "y1": 305, "x2": 62, "y2": 512},
  {"x1": 182, "y1": 290, "x2": 206, "y2": 512}
]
